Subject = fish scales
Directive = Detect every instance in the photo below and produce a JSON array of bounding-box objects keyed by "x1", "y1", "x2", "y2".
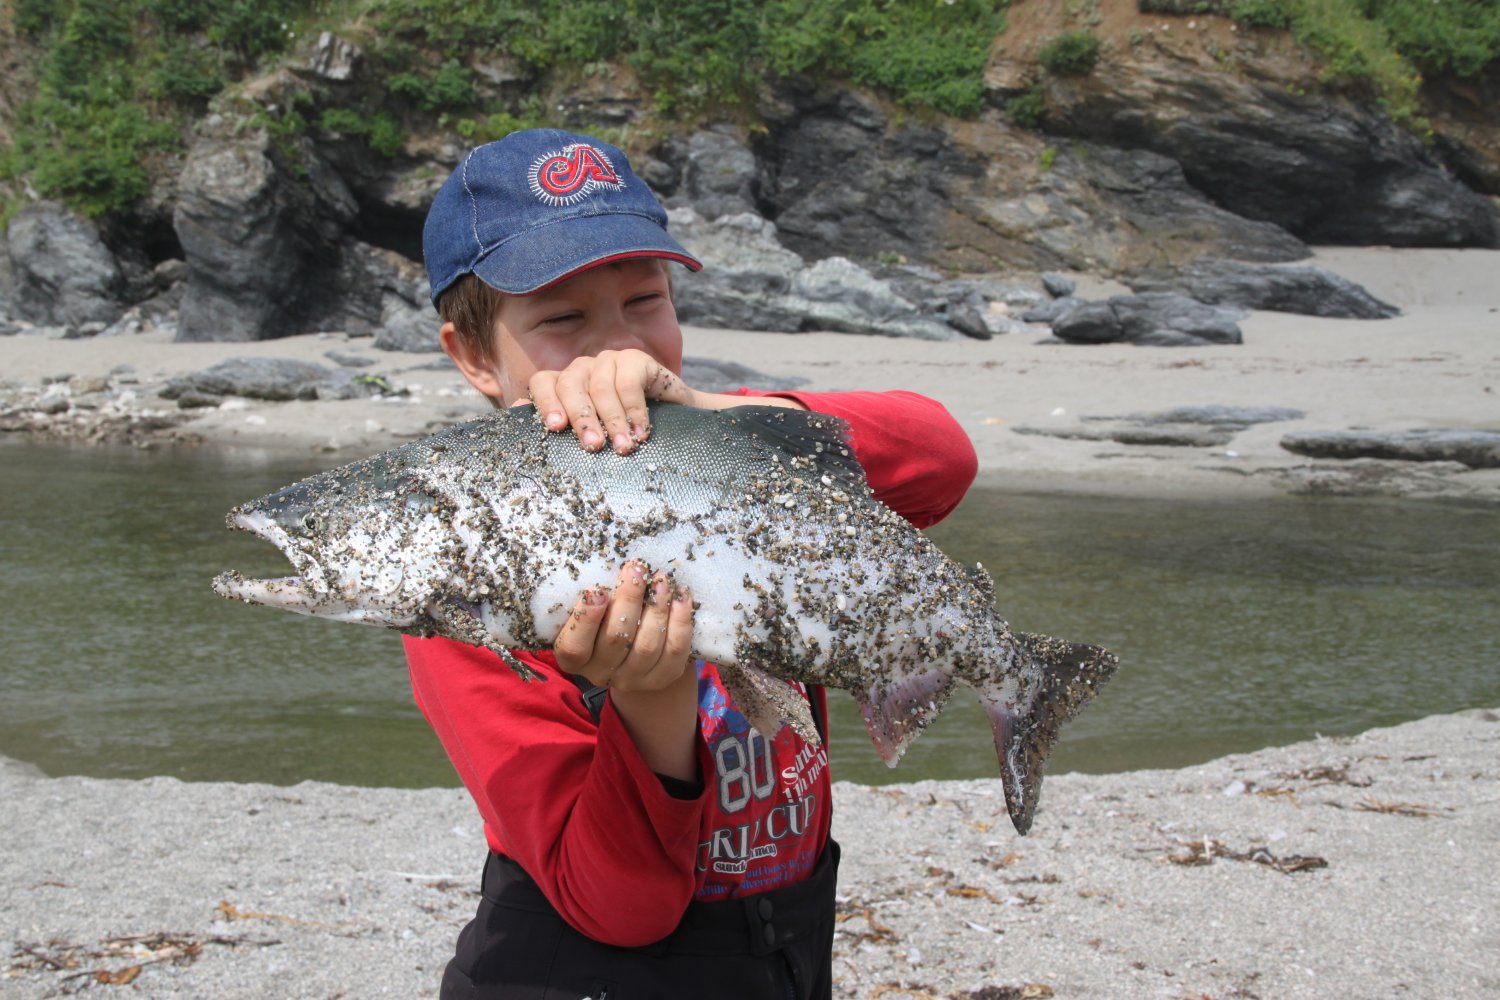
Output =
[{"x1": 213, "y1": 402, "x2": 1117, "y2": 833}]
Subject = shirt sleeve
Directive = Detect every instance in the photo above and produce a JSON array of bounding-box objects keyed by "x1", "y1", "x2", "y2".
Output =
[
  {"x1": 404, "y1": 638, "x2": 711, "y2": 946},
  {"x1": 736, "y1": 388, "x2": 978, "y2": 528}
]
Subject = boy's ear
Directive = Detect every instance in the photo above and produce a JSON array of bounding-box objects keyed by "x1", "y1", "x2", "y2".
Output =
[{"x1": 440, "y1": 321, "x2": 505, "y2": 400}]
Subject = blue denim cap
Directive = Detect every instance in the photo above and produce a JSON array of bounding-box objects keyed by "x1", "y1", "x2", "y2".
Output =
[{"x1": 423, "y1": 128, "x2": 701, "y2": 308}]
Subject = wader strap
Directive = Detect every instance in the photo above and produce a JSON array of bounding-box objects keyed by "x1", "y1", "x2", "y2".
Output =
[{"x1": 567, "y1": 672, "x2": 609, "y2": 723}]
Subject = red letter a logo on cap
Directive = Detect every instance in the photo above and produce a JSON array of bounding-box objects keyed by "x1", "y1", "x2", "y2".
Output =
[{"x1": 530, "y1": 144, "x2": 624, "y2": 206}]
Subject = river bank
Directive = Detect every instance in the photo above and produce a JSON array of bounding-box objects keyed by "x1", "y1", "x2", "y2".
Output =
[
  {"x1": 5, "y1": 708, "x2": 1497, "y2": 999},
  {"x1": 3, "y1": 247, "x2": 1498, "y2": 503}
]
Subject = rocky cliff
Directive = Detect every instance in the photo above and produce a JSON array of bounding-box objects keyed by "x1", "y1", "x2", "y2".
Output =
[{"x1": 2, "y1": 0, "x2": 1496, "y2": 346}]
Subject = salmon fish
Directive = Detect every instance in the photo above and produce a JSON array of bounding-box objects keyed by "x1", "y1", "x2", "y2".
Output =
[{"x1": 213, "y1": 403, "x2": 1116, "y2": 833}]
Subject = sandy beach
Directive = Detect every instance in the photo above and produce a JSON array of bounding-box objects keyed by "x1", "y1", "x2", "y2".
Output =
[
  {"x1": 5, "y1": 709, "x2": 1497, "y2": 998},
  {"x1": 3, "y1": 247, "x2": 1498, "y2": 998}
]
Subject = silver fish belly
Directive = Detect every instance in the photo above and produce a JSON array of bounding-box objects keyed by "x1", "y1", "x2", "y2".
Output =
[{"x1": 213, "y1": 402, "x2": 1117, "y2": 833}]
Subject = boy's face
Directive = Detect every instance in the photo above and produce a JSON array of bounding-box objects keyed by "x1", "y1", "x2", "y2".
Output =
[{"x1": 452, "y1": 259, "x2": 684, "y2": 406}]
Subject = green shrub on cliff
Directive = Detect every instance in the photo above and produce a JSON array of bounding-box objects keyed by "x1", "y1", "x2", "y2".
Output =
[
  {"x1": 1037, "y1": 31, "x2": 1103, "y2": 76},
  {"x1": 1365, "y1": 0, "x2": 1500, "y2": 78},
  {"x1": 365, "y1": 0, "x2": 1006, "y2": 119},
  {"x1": 1219, "y1": 0, "x2": 1497, "y2": 117},
  {"x1": 2, "y1": 0, "x2": 308, "y2": 220}
]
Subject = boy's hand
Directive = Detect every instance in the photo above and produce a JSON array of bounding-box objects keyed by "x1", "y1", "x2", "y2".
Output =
[
  {"x1": 553, "y1": 561, "x2": 701, "y2": 781},
  {"x1": 527, "y1": 349, "x2": 695, "y2": 455},
  {"x1": 553, "y1": 561, "x2": 695, "y2": 693}
]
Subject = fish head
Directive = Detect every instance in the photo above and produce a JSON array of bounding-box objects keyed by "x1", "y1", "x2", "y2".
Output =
[{"x1": 212, "y1": 465, "x2": 456, "y2": 628}]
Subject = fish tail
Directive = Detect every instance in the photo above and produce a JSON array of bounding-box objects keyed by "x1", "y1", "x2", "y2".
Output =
[{"x1": 983, "y1": 633, "x2": 1118, "y2": 835}]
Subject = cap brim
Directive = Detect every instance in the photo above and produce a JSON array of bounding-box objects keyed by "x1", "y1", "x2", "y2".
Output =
[{"x1": 470, "y1": 213, "x2": 702, "y2": 296}]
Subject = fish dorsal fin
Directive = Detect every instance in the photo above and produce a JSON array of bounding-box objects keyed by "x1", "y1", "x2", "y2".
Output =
[{"x1": 712, "y1": 404, "x2": 870, "y2": 497}]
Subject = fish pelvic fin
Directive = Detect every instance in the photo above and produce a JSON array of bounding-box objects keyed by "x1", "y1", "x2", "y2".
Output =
[
  {"x1": 715, "y1": 661, "x2": 820, "y2": 745},
  {"x1": 855, "y1": 668, "x2": 955, "y2": 767},
  {"x1": 987, "y1": 633, "x2": 1118, "y2": 835}
]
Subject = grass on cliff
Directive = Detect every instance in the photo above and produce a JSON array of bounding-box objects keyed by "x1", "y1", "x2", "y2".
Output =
[
  {"x1": 1181, "y1": 0, "x2": 1500, "y2": 121},
  {"x1": 1, "y1": 0, "x2": 1006, "y2": 222},
  {"x1": 4, "y1": 0, "x2": 1497, "y2": 224},
  {"x1": 364, "y1": 0, "x2": 1008, "y2": 118},
  {"x1": 1, "y1": 0, "x2": 308, "y2": 223}
]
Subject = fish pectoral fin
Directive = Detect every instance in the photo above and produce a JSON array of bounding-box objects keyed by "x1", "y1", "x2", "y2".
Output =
[
  {"x1": 493, "y1": 646, "x2": 545, "y2": 683},
  {"x1": 716, "y1": 661, "x2": 819, "y2": 745},
  {"x1": 854, "y1": 670, "x2": 955, "y2": 767},
  {"x1": 988, "y1": 634, "x2": 1120, "y2": 836},
  {"x1": 420, "y1": 597, "x2": 546, "y2": 683}
]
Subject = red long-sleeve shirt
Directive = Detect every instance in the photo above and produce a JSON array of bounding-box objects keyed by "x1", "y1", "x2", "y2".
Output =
[{"x1": 404, "y1": 389, "x2": 976, "y2": 946}]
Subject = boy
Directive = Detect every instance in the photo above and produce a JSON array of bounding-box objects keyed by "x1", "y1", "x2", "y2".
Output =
[{"x1": 406, "y1": 128, "x2": 977, "y2": 999}]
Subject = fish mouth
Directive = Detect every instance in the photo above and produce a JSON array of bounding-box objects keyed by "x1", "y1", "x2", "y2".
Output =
[
  {"x1": 213, "y1": 510, "x2": 338, "y2": 612},
  {"x1": 213, "y1": 510, "x2": 403, "y2": 624}
]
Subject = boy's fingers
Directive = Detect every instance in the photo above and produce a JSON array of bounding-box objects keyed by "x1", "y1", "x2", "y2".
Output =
[
  {"x1": 661, "y1": 586, "x2": 696, "y2": 666},
  {"x1": 552, "y1": 587, "x2": 611, "y2": 683},
  {"x1": 526, "y1": 372, "x2": 569, "y2": 432},
  {"x1": 591, "y1": 560, "x2": 649, "y2": 666},
  {"x1": 614, "y1": 355, "x2": 656, "y2": 447},
  {"x1": 616, "y1": 573, "x2": 672, "y2": 673},
  {"x1": 612, "y1": 578, "x2": 696, "y2": 693},
  {"x1": 551, "y1": 363, "x2": 609, "y2": 452},
  {"x1": 586, "y1": 358, "x2": 638, "y2": 455}
]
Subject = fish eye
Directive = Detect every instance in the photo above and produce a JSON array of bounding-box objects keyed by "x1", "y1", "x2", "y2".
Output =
[{"x1": 301, "y1": 513, "x2": 319, "y2": 531}]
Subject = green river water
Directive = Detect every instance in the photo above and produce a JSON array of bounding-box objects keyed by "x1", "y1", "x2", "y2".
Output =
[{"x1": 2, "y1": 439, "x2": 1497, "y2": 787}]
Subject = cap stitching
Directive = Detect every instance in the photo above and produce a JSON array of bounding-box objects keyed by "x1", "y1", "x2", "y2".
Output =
[
  {"x1": 460, "y1": 150, "x2": 482, "y2": 259},
  {"x1": 473, "y1": 207, "x2": 672, "y2": 256}
]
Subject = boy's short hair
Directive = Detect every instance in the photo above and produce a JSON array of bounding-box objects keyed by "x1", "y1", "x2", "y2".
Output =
[
  {"x1": 423, "y1": 128, "x2": 700, "y2": 318},
  {"x1": 436, "y1": 273, "x2": 508, "y2": 361}
]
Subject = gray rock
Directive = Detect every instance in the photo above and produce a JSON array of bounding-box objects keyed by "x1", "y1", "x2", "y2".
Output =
[
  {"x1": 1052, "y1": 292, "x2": 1244, "y2": 346},
  {"x1": 5, "y1": 202, "x2": 129, "y2": 328},
  {"x1": 1130, "y1": 405, "x2": 1306, "y2": 427},
  {"x1": 1127, "y1": 260, "x2": 1399, "y2": 319},
  {"x1": 176, "y1": 390, "x2": 226, "y2": 409},
  {"x1": 162, "y1": 358, "x2": 343, "y2": 401},
  {"x1": 670, "y1": 210, "x2": 809, "y2": 332},
  {"x1": 1280, "y1": 429, "x2": 1500, "y2": 469},
  {"x1": 373, "y1": 295, "x2": 440, "y2": 353},
  {"x1": 175, "y1": 125, "x2": 359, "y2": 342},
  {"x1": 1040, "y1": 272, "x2": 1077, "y2": 298},
  {"x1": 306, "y1": 32, "x2": 361, "y2": 81},
  {"x1": 790, "y1": 257, "x2": 961, "y2": 341},
  {"x1": 324, "y1": 349, "x2": 377, "y2": 368},
  {"x1": 1013, "y1": 423, "x2": 1235, "y2": 447},
  {"x1": 662, "y1": 128, "x2": 761, "y2": 220},
  {"x1": 1022, "y1": 296, "x2": 1084, "y2": 324},
  {"x1": 1044, "y1": 62, "x2": 1500, "y2": 248},
  {"x1": 942, "y1": 296, "x2": 992, "y2": 340}
]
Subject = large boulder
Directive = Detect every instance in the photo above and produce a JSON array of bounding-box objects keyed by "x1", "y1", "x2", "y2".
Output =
[
  {"x1": 174, "y1": 121, "x2": 358, "y2": 342},
  {"x1": 1127, "y1": 259, "x2": 1400, "y2": 319},
  {"x1": 670, "y1": 210, "x2": 964, "y2": 339},
  {"x1": 660, "y1": 127, "x2": 761, "y2": 220},
  {"x1": 1052, "y1": 292, "x2": 1245, "y2": 346},
  {"x1": 1029, "y1": 51, "x2": 1500, "y2": 248},
  {"x1": 750, "y1": 86, "x2": 1310, "y2": 277},
  {"x1": 5, "y1": 202, "x2": 132, "y2": 329}
]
